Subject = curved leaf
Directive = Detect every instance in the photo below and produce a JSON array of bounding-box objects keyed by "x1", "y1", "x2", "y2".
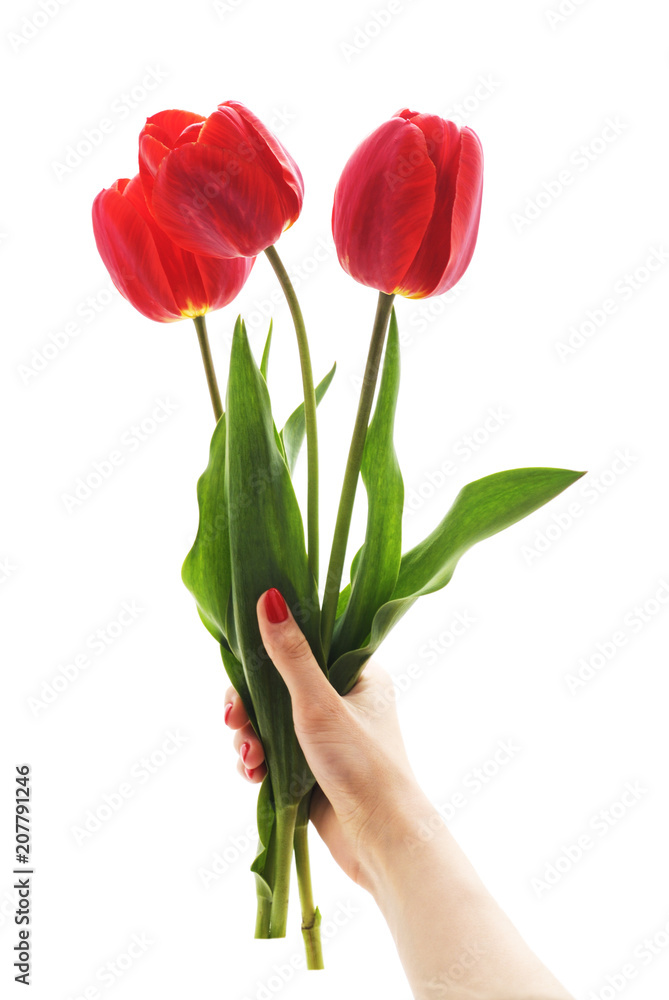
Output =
[
  {"x1": 328, "y1": 466, "x2": 586, "y2": 694},
  {"x1": 260, "y1": 320, "x2": 273, "y2": 382},
  {"x1": 281, "y1": 362, "x2": 337, "y2": 474}
]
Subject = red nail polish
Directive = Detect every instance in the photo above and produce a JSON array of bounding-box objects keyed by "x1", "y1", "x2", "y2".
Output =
[
  {"x1": 245, "y1": 766, "x2": 255, "y2": 779},
  {"x1": 224, "y1": 702, "x2": 233, "y2": 725},
  {"x1": 240, "y1": 742, "x2": 250, "y2": 763},
  {"x1": 264, "y1": 588, "x2": 288, "y2": 624}
]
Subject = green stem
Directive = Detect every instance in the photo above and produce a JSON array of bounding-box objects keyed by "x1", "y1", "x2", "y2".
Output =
[
  {"x1": 294, "y1": 792, "x2": 323, "y2": 969},
  {"x1": 268, "y1": 803, "x2": 299, "y2": 938},
  {"x1": 193, "y1": 315, "x2": 223, "y2": 422},
  {"x1": 254, "y1": 831, "x2": 272, "y2": 938},
  {"x1": 320, "y1": 291, "x2": 395, "y2": 660},
  {"x1": 264, "y1": 245, "x2": 319, "y2": 587}
]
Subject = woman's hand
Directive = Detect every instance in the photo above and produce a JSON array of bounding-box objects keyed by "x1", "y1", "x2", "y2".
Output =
[{"x1": 224, "y1": 587, "x2": 424, "y2": 891}]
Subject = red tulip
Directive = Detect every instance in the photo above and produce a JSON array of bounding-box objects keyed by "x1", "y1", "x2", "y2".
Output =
[
  {"x1": 139, "y1": 101, "x2": 304, "y2": 259},
  {"x1": 332, "y1": 109, "x2": 483, "y2": 299},
  {"x1": 92, "y1": 175, "x2": 254, "y2": 323}
]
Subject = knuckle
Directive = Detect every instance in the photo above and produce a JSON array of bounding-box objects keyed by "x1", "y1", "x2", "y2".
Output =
[{"x1": 281, "y1": 629, "x2": 314, "y2": 665}]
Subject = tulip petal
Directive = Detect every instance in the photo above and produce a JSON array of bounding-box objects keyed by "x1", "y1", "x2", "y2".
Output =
[
  {"x1": 403, "y1": 125, "x2": 483, "y2": 298},
  {"x1": 332, "y1": 118, "x2": 436, "y2": 294},
  {"x1": 202, "y1": 102, "x2": 304, "y2": 227},
  {"x1": 139, "y1": 109, "x2": 206, "y2": 202},
  {"x1": 151, "y1": 141, "x2": 287, "y2": 258},
  {"x1": 394, "y1": 115, "x2": 462, "y2": 297},
  {"x1": 124, "y1": 175, "x2": 254, "y2": 316},
  {"x1": 92, "y1": 180, "x2": 182, "y2": 322},
  {"x1": 430, "y1": 126, "x2": 483, "y2": 297}
]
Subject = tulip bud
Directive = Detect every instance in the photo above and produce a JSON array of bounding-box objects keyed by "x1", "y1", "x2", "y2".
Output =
[{"x1": 332, "y1": 109, "x2": 483, "y2": 299}]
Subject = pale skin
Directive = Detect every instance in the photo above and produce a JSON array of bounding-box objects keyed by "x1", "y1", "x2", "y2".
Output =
[{"x1": 224, "y1": 590, "x2": 575, "y2": 1000}]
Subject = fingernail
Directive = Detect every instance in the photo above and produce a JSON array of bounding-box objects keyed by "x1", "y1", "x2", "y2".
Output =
[
  {"x1": 245, "y1": 766, "x2": 255, "y2": 779},
  {"x1": 264, "y1": 588, "x2": 288, "y2": 624},
  {"x1": 240, "y1": 742, "x2": 250, "y2": 763},
  {"x1": 224, "y1": 702, "x2": 233, "y2": 725}
]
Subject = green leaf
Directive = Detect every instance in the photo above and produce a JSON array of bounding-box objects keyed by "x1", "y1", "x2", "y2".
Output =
[
  {"x1": 329, "y1": 310, "x2": 403, "y2": 664},
  {"x1": 225, "y1": 317, "x2": 326, "y2": 810},
  {"x1": 251, "y1": 775, "x2": 276, "y2": 906},
  {"x1": 182, "y1": 415, "x2": 230, "y2": 645},
  {"x1": 260, "y1": 320, "x2": 273, "y2": 382},
  {"x1": 328, "y1": 467, "x2": 586, "y2": 695},
  {"x1": 281, "y1": 362, "x2": 337, "y2": 474}
]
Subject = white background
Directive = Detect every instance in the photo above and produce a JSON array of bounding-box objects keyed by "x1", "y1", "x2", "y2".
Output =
[{"x1": 2, "y1": 0, "x2": 668, "y2": 997}]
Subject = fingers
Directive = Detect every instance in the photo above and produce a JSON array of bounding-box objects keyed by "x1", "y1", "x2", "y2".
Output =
[
  {"x1": 223, "y1": 686, "x2": 250, "y2": 730},
  {"x1": 224, "y1": 686, "x2": 266, "y2": 783},
  {"x1": 256, "y1": 588, "x2": 341, "y2": 724},
  {"x1": 236, "y1": 756, "x2": 266, "y2": 783}
]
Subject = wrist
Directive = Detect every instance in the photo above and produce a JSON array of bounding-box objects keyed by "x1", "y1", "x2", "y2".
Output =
[{"x1": 359, "y1": 781, "x2": 486, "y2": 906}]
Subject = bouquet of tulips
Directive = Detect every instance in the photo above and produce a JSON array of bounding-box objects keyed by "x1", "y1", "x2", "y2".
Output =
[{"x1": 92, "y1": 100, "x2": 583, "y2": 969}]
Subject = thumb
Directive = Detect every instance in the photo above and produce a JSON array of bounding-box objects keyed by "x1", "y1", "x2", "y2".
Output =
[{"x1": 256, "y1": 588, "x2": 338, "y2": 721}]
